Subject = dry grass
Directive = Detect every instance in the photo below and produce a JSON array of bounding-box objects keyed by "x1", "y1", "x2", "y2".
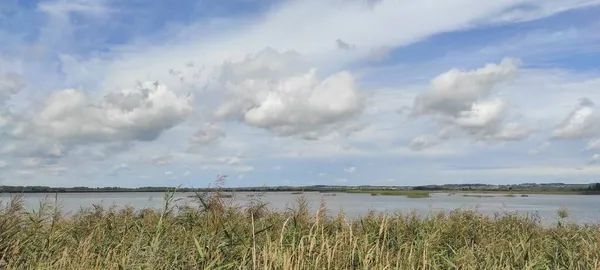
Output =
[{"x1": 1, "y1": 191, "x2": 600, "y2": 269}]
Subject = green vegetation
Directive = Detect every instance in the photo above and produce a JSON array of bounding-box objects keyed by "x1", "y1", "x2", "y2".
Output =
[
  {"x1": 441, "y1": 189, "x2": 598, "y2": 195},
  {"x1": 413, "y1": 182, "x2": 600, "y2": 195},
  {"x1": 1, "y1": 191, "x2": 600, "y2": 269},
  {"x1": 2, "y1": 182, "x2": 600, "y2": 195},
  {"x1": 347, "y1": 189, "x2": 431, "y2": 198}
]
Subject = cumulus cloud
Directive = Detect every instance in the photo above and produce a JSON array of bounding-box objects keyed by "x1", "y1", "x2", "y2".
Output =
[
  {"x1": 552, "y1": 98, "x2": 600, "y2": 139},
  {"x1": 34, "y1": 81, "x2": 193, "y2": 143},
  {"x1": 1, "y1": 81, "x2": 193, "y2": 160},
  {"x1": 411, "y1": 58, "x2": 534, "y2": 143},
  {"x1": 413, "y1": 58, "x2": 520, "y2": 116},
  {"x1": 214, "y1": 49, "x2": 365, "y2": 138}
]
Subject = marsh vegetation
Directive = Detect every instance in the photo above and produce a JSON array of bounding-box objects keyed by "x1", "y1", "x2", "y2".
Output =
[{"x1": 1, "y1": 189, "x2": 600, "y2": 269}]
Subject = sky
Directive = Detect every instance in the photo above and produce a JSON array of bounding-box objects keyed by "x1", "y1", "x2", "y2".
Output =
[{"x1": 1, "y1": 0, "x2": 600, "y2": 188}]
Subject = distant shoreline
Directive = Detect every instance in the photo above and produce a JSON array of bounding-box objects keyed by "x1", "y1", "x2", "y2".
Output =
[{"x1": 1, "y1": 184, "x2": 600, "y2": 195}]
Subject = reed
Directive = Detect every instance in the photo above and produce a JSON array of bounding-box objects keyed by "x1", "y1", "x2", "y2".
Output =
[{"x1": 0, "y1": 191, "x2": 599, "y2": 269}]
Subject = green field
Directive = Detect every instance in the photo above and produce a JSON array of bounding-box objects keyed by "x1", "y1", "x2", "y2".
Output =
[{"x1": 1, "y1": 193, "x2": 599, "y2": 269}]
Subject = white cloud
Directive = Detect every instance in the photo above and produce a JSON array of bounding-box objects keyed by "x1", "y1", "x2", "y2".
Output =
[
  {"x1": 1, "y1": 81, "x2": 194, "y2": 160},
  {"x1": 183, "y1": 170, "x2": 191, "y2": 177},
  {"x1": 413, "y1": 58, "x2": 520, "y2": 116},
  {"x1": 214, "y1": 50, "x2": 365, "y2": 138},
  {"x1": 412, "y1": 58, "x2": 534, "y2": 142},
  {"x1": 35, "y1": 82, "x2": 193, "y2": 143},
  {"x1": 552, "y1": 98, "x2": 600, "y2": 139},
  {"x1": 93, "y1": 0, "x2": 597, "y2": 93},
  {"x1": 2, "y1": 0, "x2": 599, "y2": 186},
  {"x1": 344, "y1": 166, "x2": 357, "y2": 173},
  {"x1": 235, "y1": 165, "x2": 254, "y2": 172},
  {"x1": 0, "y1": 160, "x2": 7, "y2": 169}
]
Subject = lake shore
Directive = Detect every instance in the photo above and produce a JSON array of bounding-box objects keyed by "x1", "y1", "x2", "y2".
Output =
[{"x1": 0, "y1": 193, "x2": 599, "y2": 269}]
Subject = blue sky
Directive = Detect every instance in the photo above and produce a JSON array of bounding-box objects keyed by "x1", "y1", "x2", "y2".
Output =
[{"x1": 1, "y1": 0, "x2": 600, "y2": 188}]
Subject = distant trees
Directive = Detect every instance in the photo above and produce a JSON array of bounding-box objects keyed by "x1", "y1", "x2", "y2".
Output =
[
  {"x1": 0, "y1": 186, "x2": 186, "y2": 193},
  {"x1": 589, "y1": 183, "x2": 600, "y2": 191}
]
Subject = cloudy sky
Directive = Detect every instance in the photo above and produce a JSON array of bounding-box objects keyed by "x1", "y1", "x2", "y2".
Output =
[{"x1": 1, "y1": 0, "x2": 600, "y2": 188}]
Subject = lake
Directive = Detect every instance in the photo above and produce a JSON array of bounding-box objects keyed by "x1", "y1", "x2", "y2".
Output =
[{"x1": 2, "y1": 192, "x2": 599, "y2": 226}]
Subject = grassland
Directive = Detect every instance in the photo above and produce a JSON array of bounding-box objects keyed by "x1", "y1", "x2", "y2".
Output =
[{"x1": 1, "y1": 191, "x2": 600, "y2": 269}]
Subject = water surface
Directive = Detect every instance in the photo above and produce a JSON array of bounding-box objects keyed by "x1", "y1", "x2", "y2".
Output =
[{"x1": 2, "y1": 192, "x2": 599, "y2": 226}]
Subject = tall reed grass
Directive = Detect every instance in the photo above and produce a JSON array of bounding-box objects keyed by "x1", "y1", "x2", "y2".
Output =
[{"x1": 1, "y1": 189, "x2": 599, "y2": 269}]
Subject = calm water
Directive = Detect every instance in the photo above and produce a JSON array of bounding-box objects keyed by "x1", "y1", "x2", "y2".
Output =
[{"x1": 1, "y1": 192, "x2": 599, "y2": 226}]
